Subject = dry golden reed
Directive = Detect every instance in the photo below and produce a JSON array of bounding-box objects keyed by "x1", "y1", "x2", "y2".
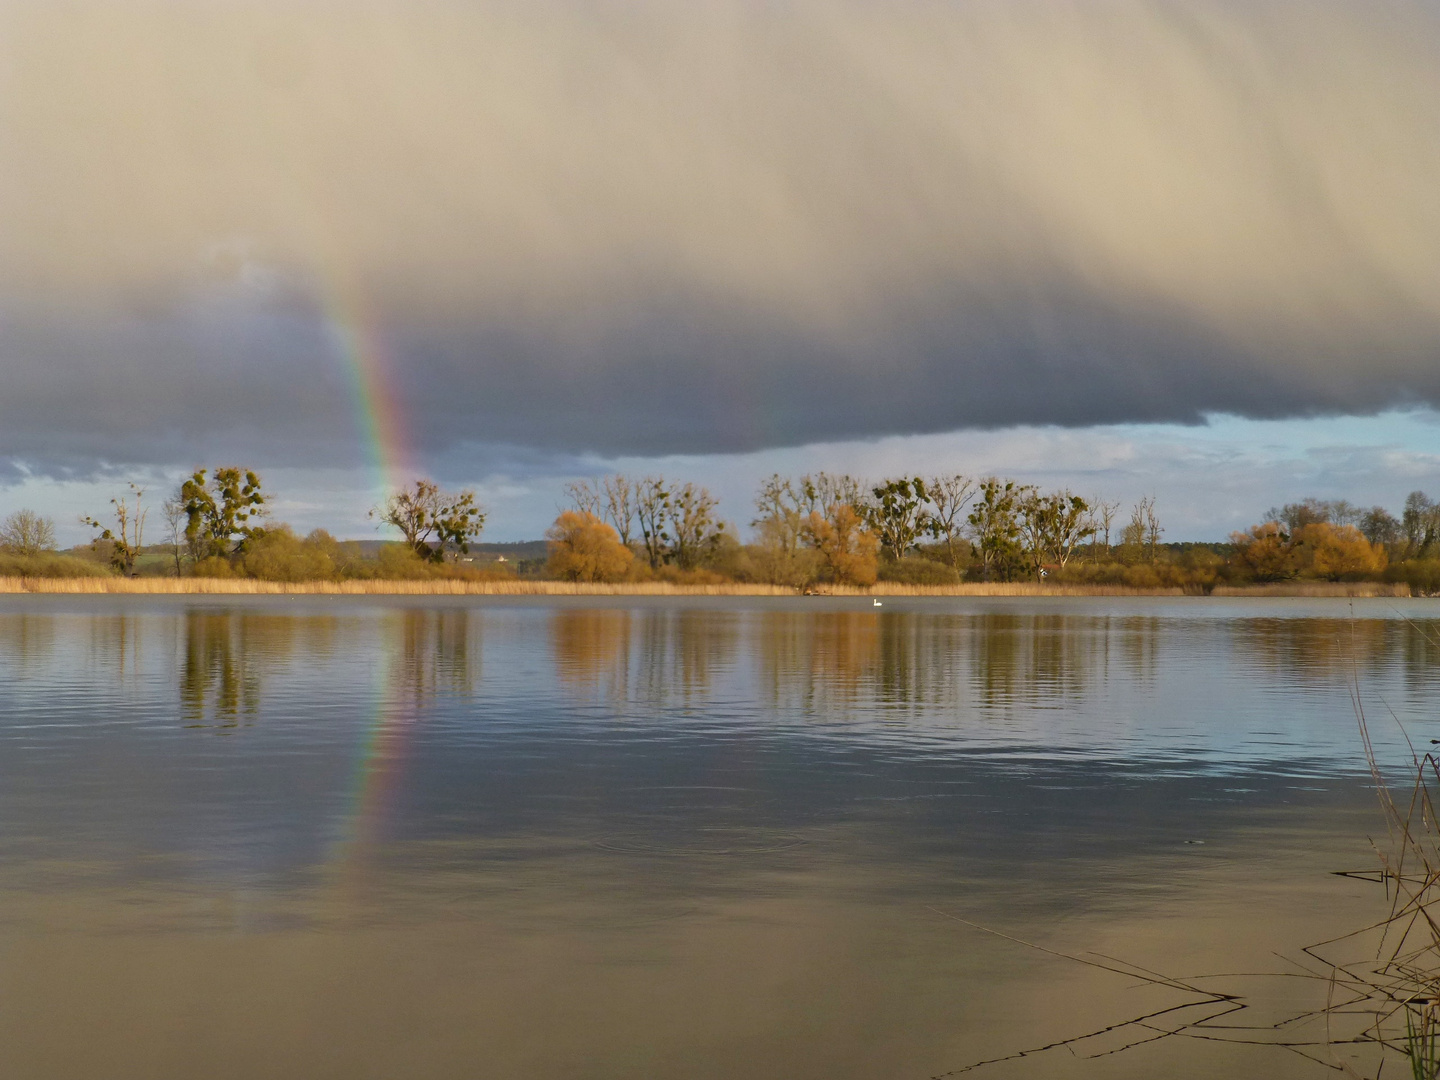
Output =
[
  {"x1": 1211, "y1": 582, "x2": 1411, "y2": 598},
  {"x1": 0, "y1": 577, "x2": 1411, "y2": 597}
]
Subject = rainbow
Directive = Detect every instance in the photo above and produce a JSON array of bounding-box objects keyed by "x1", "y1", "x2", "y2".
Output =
[
  {"x1": 331, "y1": 628, "x2": 415, "y2": 864},
  {"x1": 323, "y1": 287, "x2": 414, "y2": 505},
  {"x1": 340, "y1": 700, "x2": 410, "y2": 856},
  {"x1": 321, "y1": 287, "x2": 417, "y2": 864}
]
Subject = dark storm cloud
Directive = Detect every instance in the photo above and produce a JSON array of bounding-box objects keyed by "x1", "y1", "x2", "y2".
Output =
[
  {"x1": 0, "y1": 0, "x2": 1438, "y2": 475},
  {"x1": 397, "y1": 279, "x2": 1437, "y2": 458}
]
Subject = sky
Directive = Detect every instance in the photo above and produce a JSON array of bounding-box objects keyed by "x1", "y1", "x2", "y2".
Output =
[{"x1": 1, "y1": 0, "x2": 1438, "y2": 543}]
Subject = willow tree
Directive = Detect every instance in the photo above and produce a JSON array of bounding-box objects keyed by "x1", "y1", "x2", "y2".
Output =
[
  {"x1": 546, "y1": 511, "x2": 633, "y2": 582},
  {"x1": 802, "y1": 502, "x2": 878, "y2": 586}
]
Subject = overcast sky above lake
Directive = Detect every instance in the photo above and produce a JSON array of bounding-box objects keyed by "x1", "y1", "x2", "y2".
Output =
[{"x1": 2, "y1": 0, "x2": 1438, "y2": 541}]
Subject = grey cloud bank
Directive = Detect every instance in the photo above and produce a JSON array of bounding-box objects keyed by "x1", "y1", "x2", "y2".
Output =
[{"x1": 1, "y1": 0, "x2": 1438, "y2": 475}]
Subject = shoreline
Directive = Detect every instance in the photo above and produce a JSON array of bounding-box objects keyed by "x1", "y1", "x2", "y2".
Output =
[{"x1": 0, "y1": 577, "x2": 1413, "y2": 598}]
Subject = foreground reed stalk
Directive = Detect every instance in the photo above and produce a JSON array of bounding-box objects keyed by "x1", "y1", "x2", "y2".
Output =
[{"x1": 1308, "y1": 681, "x2": 1440, "y2": 1079}]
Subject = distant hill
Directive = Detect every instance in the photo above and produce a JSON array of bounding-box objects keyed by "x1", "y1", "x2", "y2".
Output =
[{"x1": 347, "y1": 539, "x2": 549, "y2": 562}]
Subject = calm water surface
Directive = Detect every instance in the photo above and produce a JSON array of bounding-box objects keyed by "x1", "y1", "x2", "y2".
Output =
[{"x1": 0, "y1": 595, "x2": 1435, "y2": 1079}]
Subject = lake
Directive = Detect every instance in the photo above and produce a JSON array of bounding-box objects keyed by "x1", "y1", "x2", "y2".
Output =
[{"x1": 0, "y1": 595, "x2": 1433, "y2": 1079}]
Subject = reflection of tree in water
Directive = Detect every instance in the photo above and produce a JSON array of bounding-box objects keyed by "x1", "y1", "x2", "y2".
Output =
[
  {"x1": 754, "y1": 612, "x2": 1125, "y2": 717},
  {"x1": 548, "y1": 608, "x2": 737, "y2": 705},
  {"x1": 1115, "y1": 614, "x2": 1161, "y2": 684},
  {"x1": 876, "y1": 616, "x2": 954, "y2": 707},
  {"x1": 756, "y1": 612, "x2": 999, "y2": 716},
  {"x1": 974, "y1": 614, "x2": 1064, "y2": 708},
  {"x1": 1234, "y1": 617, "x2": 1397, "y2": 688},
  {"x1": 179, "y1": 608, "x2": 475, "y2": 727},
  {"x1": 1397, "y1": 618, "x2": 1440, "y2": 694},
  {"x1": 387, "y1": 608, "x2": 479, "y2": 704},
  {"x1": 180, "y1": 613, "x2": 265, "y2": 728},
  {"x1": 1233, "y1": 616, "x2": 1440, "y2": 694},
  {"x1": 0, "y1": 613, "x2": 59, "y2": 673},
  {"x1": 754, "y1": 612, "x2": 881, "y2": 713},
  {"x1": 85, "y1": 614, "x2": 141, "y2": 681},
  {"x1": 646, "y1": 610, "x2": 737, "y2": 703},
  {"x1": 179, "y1": 612, "x2": 341, "y2": 728},
  {"x1": 965, "y1": 614, "x2": 1113, "y2": 710},
  {"x1": 551, "y1": 609, "x2": 632, "y2": 697}
]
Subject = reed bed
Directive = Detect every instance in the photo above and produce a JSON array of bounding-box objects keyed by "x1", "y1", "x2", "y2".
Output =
[
  {"x1": 0, "y1": 576, "x2": 792, "y2": 596},
  {"x1": 1212, "y1": 582, "x2": 1411, "y2": 598},
  {"x1": 0, "y1": 577, "x2": 1413, "y2": 597}
]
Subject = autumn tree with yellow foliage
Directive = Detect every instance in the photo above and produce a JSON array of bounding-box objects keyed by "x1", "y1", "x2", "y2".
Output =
[
  {"x1": 802, "y1": 503, "x2": 879, "y2": 586},
  {"x1": 546, "y1": 511, "x2": 635, "y2": 583},
  {"x1": 1230, "y1": 521, "x2": 1386, "y2": 582},
  {"x1": 1292, "y1": 523, "x2": 1387, "y2": 579}
]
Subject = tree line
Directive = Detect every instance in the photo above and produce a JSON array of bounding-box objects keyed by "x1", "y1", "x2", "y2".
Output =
[
  {"x1": 541, "y1": 476, "x2": 1440, "y2": 590},
  {"x1": 548, "y1": 472, "x2": 1115, "y2": 585},
  {"x1": 547, "y1": 472, "x2": 1167, "y2": 586},
  {"x1": 0, "y1": 470, "x2": 489, "y2": 582},
  {"x1": 3, "y1": 468, "x2": 1440, "y2": 591}
]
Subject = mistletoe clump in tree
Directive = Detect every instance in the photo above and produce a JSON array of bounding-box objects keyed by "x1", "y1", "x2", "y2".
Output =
[
  {"x1": 1019, "y1": 490, "x2": 1095, "y2": 578},
  {"x1": 968, "y1": 478, "x2": 1030, "y2": 581},
  {"x1": 865, "y1": 477, "x2": 933, "y2": 563},
  {"x1": 181, "y1": 468, "x2": 267, "y2": 565},
  {"x1": 375, "y1": 479, "x2": 486, "y2": 563},
  {"x1": 82, "y1": 484, "x2": 148, "y2": 575}
]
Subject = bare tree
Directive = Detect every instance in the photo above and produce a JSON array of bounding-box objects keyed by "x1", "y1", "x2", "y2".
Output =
[
  {"x1": 161, "y1": 494, "x2": 187, "y2": 576},
  {"x1": 0, "y1": 509, "x2": 56, "y2": 556},
  {"x1": 798, "y1": 473, "x2": 863, "y2": 517},
  {"x1": 563, "y1": 479, "x2": 604, "y2": 519},
  {"x1": 1142, "y1": 496, "x2": 1163, "y2": 560},
  {"x1": 1361, "y1": 506, "x2": 1402, "y2": 547},
  {"x1": 752, "y1": 474, "x2": 805, "y2": 555},
  {"x1": 635, "y1": 476, "x2": 670, "y2": 569},
  {"x1": 749, "y1": 475, "x2": 820, "y2": 586},
  {"x1": 1266, "y1": 497, "x2": 1365, "y2": 532},
  {"x1": 601, "y1": 474, "x2": 637, "y2": 546},
  {"x1": 927, "y1": 474, "x2": 976, "y2": 567},
  {"x1": 1094, "y1": 499, "x2": 1120, "y2": 557},
  {"x1": 1120, "y1": 500, "x2": 1147, "y2": 552}
]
